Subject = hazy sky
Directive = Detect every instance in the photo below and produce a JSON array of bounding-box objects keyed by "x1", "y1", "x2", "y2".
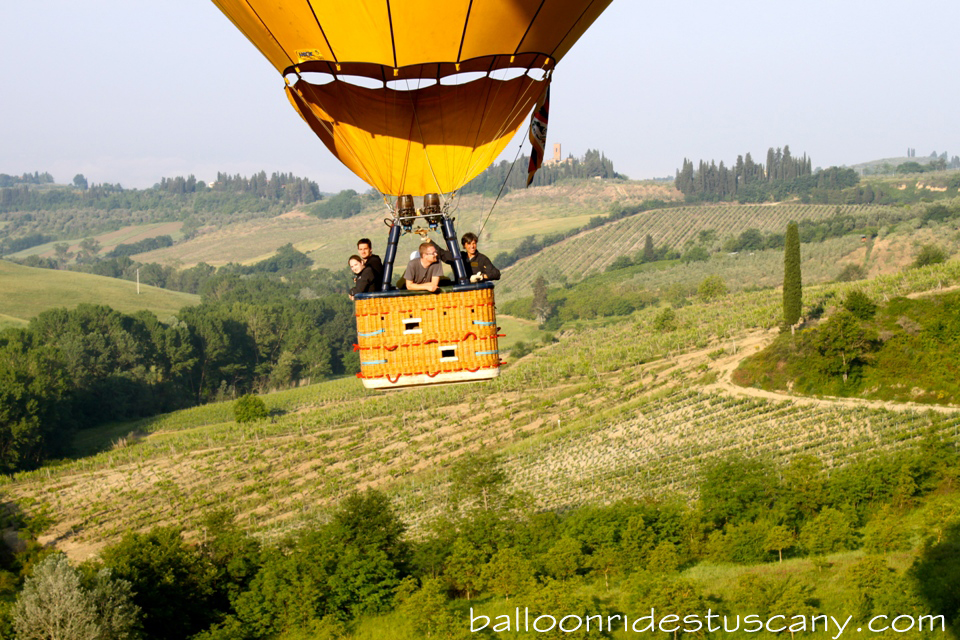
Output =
[{"x1": 3, "y1": 1, "x2": 958, "y2": 191}]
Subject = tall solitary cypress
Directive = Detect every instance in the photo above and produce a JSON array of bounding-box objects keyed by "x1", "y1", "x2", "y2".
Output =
[{"x1": 783, "y1": 221, "x2": 802, "y2": 329}]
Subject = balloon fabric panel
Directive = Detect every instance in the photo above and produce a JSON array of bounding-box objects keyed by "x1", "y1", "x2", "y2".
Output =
[{"x1": 287, "y1": 75, "x2": 546, "y2": 195}]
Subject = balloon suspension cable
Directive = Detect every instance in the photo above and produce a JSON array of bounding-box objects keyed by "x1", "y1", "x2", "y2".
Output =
[
  {"x1": 471, "y1": 68, "x2": 551, "y2": 239},
  {"x1": 410, "y1": 102, "x2": 446, "y2": 205},
  {"x1": 478, "y1": 141, "x2": 524, "y2": 239}
]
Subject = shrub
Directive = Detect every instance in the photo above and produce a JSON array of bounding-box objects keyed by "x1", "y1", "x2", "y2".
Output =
[
  {"x1": 652, "y1": 307, "x2": 677, "y2": 333},
  {"x1": 605, "y1": 255, "x2": 633, "y2": 271},
  {"x1": 836, "y1": 264, "x2": 866, "y2": 282},
  {"x1": 508, "y1": 341, "x2": 532, "y2": 360},
  {"x1": 697, "y1": 275, "x2": 727, "y2": 301},
  {"x1": 843, "y1": 290, "x2": 877, "y2": 320},
  {"x1": 680, "y1": 246, "x2": 710, "y2": 263},
  {"x1": 14, "y1": 553, "x2": 140, "y2": 640},
  {"x1": 234, "y1": 394, "x2": 268, "y2": 423},
  {"x1": 799, "y1": 508, "x2": 858, "y2": 555},
  {"x1": 913, "y1": 244, "x2": 947, "y2": 268}
]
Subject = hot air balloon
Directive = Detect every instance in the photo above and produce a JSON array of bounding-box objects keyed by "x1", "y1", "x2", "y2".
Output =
[{"x1": 212, "y1": 0, "x2": 612, "y2": 388}]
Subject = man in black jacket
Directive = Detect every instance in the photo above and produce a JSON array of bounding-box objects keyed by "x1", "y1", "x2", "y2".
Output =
[
  {"x1": 430, "y1": 232, "x2": 500, "y2": 282},
  {"x1": 357, "y1": 238, "x2": 383, "y2": 283}
]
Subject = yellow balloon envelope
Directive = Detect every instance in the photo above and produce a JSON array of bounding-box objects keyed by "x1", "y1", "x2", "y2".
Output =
[{"x1": 213, "y1": 0, "x2": 612, "y2": 196}]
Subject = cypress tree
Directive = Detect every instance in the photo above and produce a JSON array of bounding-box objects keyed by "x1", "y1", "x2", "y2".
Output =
[
  {"x1": 532, "y1": 275, "x2": 551, "y2": 325},
  {"x1": 783, "y1": 221, "x2": 802, "y2": 330},
  {"x1": 642, "y1": 234, "x2": 656, "y2": 263}
]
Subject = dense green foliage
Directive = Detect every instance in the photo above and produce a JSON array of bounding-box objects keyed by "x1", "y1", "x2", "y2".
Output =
[
  {"x1": 0, "y1": 271, "x2": 357, "y2": 471},
  {"x1": 234, "y1": 395, "x2": 268, "y2": 423},
  {"x1": 0, "y1": 233, "x2": 54, "y2": 256},
  {"x1": 13, "y1": 553, "x2": 140, "y2": 640},
  {"x1": 735, "y1": 289, "x2": 960, "y2": 401},
  {"x1": 914, "y1": 244, "x2": 948, "y2": 268},
  {"x1": 782, "y1": 222, "x2": 802, "y2": 327},
  {"x1": 306, "y1": 189, "x2": 365, "y2": 219},
  {"x1": 674, "y1": 147, "x2": 960, "y2": 206},
  {"x1": 105, "y1": 235, "x2": 175, "y2": 259},
  {"x1": 21, "y1": 244, "x2": 336, "y2": 297},
  {"x1": 721, "y1": 200, "x2": 960, "y2": 254}
]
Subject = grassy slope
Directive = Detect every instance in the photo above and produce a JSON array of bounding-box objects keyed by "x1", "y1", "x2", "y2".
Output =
[
  {"x1": 0, "y1": 259, "x2": 199, "y2": 323},
  {"x1": 131, "y1": 180, "x2": 681, "y2": 271},
  {"x1": 5, "y1": 259, "x2": 960, "y2": 563}
]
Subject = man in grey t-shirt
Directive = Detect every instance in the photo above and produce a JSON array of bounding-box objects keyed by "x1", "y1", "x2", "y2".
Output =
[{"x1": 404, "y1": 242, "x2": 443, "y2": 292}]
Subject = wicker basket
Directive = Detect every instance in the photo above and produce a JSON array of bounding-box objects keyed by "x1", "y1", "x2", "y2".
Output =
[{"x1": 354, "y1": 285, "x2": 500, "y2": 389}]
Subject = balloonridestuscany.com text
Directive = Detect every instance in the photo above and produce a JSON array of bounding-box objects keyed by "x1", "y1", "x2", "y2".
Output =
[{"x1": 469, "y1": 607, "x2": 946, "y2": 638}]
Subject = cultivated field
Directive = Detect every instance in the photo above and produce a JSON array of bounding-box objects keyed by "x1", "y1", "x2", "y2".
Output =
[
  {"x1": 6, "y1": 258, "x2": 960, "y2": 562},
  {"x1": 498, "y1": 203, "x2": 905, "y2": 297},
  {"x1": 0, "y1": 259, "x2": 200, "y2": 323}
]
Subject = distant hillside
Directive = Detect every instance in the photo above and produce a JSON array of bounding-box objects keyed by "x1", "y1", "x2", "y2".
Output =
[
  {"x1": 852, "y1": 154, "x2": 960, "y2": 175},
  {"x1": 132, "y1": 179, "x2": 681, "y2": 271},
  {"x1": 0, "y1": 259, "x2": 199, "y2": 323},
  {"x1": 498, "y1": 203, "x2": 888, "y2": 298},
  {"x1": 4, "y1": 221, "x2": 183, "y2": 261}
]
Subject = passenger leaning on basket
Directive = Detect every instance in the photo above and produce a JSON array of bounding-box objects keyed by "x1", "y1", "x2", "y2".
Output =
[
  {"x1": 403, "y1": 243, "x2": 443, "y2": 292},
  {"x1": 348, "y1": 254, "x2": 377, "y2": 300},
  {"x1": 430, "y1": 232, "x2": 500, "y2": 283}
]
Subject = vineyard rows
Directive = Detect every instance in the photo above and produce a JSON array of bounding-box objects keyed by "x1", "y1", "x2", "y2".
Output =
[
  {"x1": 500, "y1": 203, "x2": 897, "y2": 297},
  {"x1": 497, "y1": 389, "x2": 959, "y2": 512},
  {"x1": 610, "y1": 236, "x2": 862, "y2": 298}
]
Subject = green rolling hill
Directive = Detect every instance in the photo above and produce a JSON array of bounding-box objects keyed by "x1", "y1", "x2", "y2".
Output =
[{"x1": 0, "y1": 259, "x2": 199, "y2": 325}]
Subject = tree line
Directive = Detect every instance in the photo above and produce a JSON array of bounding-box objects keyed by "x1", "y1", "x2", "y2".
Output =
[
  {"x1": 3, "y1": 436, "x2": 959, "y2": 637},
  {"x1": 670, "y1": 146, "x2": 907, "y2": 204},
  {"x1": 461, "y1": 149, "x2": 625, "y2": 197},
  {"x1": 0, "y1": 172, "x2": 54, "y2": 188},
  {"x1": 675, "y1": 145, "x2": 813, "y2": 202},
  {"x1": 0, "y1": 171, "x2": 320, "y2": 215}
]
